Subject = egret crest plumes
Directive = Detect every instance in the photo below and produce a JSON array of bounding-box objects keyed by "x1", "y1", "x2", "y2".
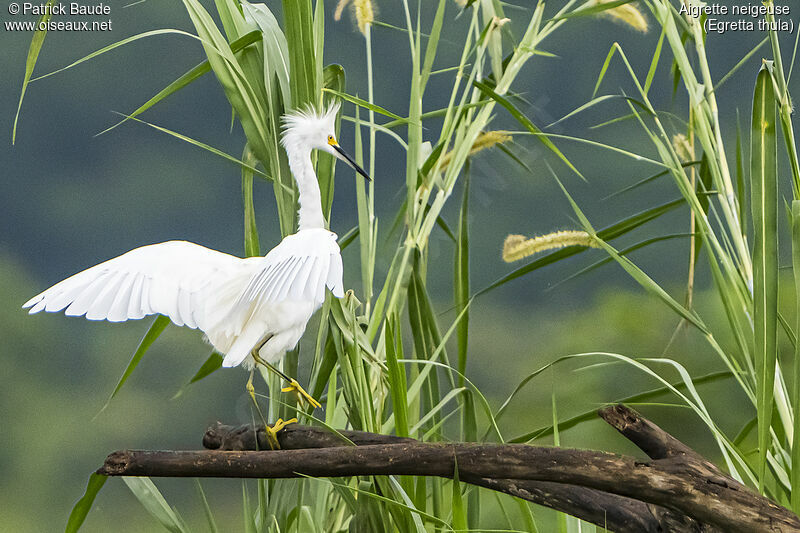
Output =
[{"x1": 281, "y1": 102, "x2": 340, "y2": 154}]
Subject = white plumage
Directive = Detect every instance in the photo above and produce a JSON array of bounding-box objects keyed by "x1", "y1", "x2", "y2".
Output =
[
  {"x1": 23, "y1": 102, "x2": 367, "y2": 381},
  {"x1": 23, "y1": 232, "x2": 342, "y2": 369}
]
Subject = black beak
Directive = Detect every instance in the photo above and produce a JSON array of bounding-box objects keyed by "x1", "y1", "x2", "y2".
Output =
[{"x1": 333, "y1": 144, "x2": 371, "y2": 181}]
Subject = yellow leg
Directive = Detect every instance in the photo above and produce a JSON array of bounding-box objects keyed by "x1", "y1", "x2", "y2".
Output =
[
  {"x1": 246, "y1": 369, "x2": 267, "y2": 424},
  {"x1": 246, "y1": 369, "x2": 296, "y2": 450},
  {"x1": 281, "y1": 379, "x2": 322, "y2": 409},
  {"x1": 251, "y1": 351, "x2": 321, "y2": 409},
  {"x1": 246, "y1": 369, "x2": 269, "y2": 435}
]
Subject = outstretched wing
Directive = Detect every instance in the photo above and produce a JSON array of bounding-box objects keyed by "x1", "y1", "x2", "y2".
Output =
[
  {"x1": 237, "y1": 228, "x2": 343, "y2": 308},
  {"x1": 22, "y1": 241, "x2": 250, "y2": 329}
]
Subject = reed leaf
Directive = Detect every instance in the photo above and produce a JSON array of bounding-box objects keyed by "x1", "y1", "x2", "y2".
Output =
[
  {"x1": 111, "y1": 113, "x2": 274, "y2": 183},
  {"x1": 792, "y1": 200, "x2": 800, "y2": 511},
  {"x1": 12, "y1": 0, "x2": 55, "y2": 144},
  {"x1": 65, "y1": 474, "x2": 107, "y2": 533},
  {"x1": 551, "y1": 233, "x2": 690, "y2": 290},
  {"x1": 97, "y1": 31, "x2": 263, "y2": 137},
  {"x1": 322, "y1": 89, "x2": 411, "y2": 122},
  {"x1": 509, "y1": 371, "x2": 733, "y2": 443},
  {"x1": 97, "y1": 315, "x2": 170, "y2": 415},
  {"x1": 386, "y1": 314, "x2": 410, "y2": 437},
  {"x1": 281, "y1": 0, "x2": 317, "y2": 108},
  {"x1": 242, "y1": 143, "x2": 261, "y2": 257},
  {"x1": 451, "y1": 464, "x2": 468, "y2": 532},
  {"x1": 123, "y1": 477, "x2": 189, "y2": 533},
  {"x1": 455, "y1": 175, "x2": 470, "y2": 385},
  {"x1": 554, "y1": 172, "x2": 709, "y2": 334},
  {"x1": 751, "y1": 62, "x2": 779, "y2": 490},
  {"x1": 30, "y1": 29, "x2": 199, "y2": 84},
  {"x1": 319, "y1": 64, "x2": 347, "y2": 219},
  {"x1": 172, "y1": 352, "x2": 224, "y2": 400},
  {"x1": 556, "y1": 0, "x2": 634, "y2": 21},
  {"x1": 473, "y1": 80, "x2": 582, "y2": 178},
  {"x1": 194, "y1": 481, "x2": 219, "y2": 533}
]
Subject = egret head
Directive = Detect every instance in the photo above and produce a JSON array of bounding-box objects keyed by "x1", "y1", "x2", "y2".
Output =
[{"x1": 282, "y1": 103, "x2": 371, "y2": 180}]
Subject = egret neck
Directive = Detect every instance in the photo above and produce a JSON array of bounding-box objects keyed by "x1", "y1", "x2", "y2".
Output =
[{"x1": 287, "y1": 149, "x2": 325, "y2": 231}]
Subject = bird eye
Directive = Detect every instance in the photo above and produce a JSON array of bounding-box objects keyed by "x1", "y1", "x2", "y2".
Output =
[{"x1": 327, "y1": 135, "x2": 336, "y2": 145}]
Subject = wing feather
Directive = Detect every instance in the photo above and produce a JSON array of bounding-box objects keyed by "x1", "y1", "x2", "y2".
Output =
[
  {"x1": 233, "y1": 229, "x2": 344, "y2": 313},
  {"x1": 86, "y1": 272, "x2": 127, "y2": 320},
  {"x1": 304, "y1": 253, "x2": 329, "y2": 303},
  {"x1": 24, "y1": 241, "x2": 249, "y2": 332},
  {"x1": 257, "y1": 258, "x2": 292, "y2": 301},
  {"x1": 277, "y1": 257, "x2": 308, "y2": 302},
  {"x1": 65, "y1": 271, "x2": 114, "y2": 317},
  {"x1": 148, "y1": 276, "x2": 181, "y2": 326},
  {"x1": 177, "y1": 288, "x2": 191, "y2": 328},
  {"x1": 107, "y1": 273, "x2": 136, "y2": 323},
  {"x1": 26, "y1": 233, "x2": 345, "y2": 336},
  {"x1": 190, "y1": 288, "x2": 208, "y2": 329},
  {"x1": 28, "y1": 299, "x2": 47, "y2": 314},
  {"x1": 127, "y1": 274, "x2": 146, "y2": 320},
  {"x1": 43, "y1": 275, "x2": 94, "y2": 313},
  {"x1": 326, "y1": 252, "x2": 344, "y2": 298},
  {"x1": 289, "y1": 257, "x2": 315, "y2": 300},
  {"x1": 243, "y1": 258, "x2": 284, "y2": 302},
  {"x1": 265, "y1": 257, "x2": 301, "y2": 302},
  {"x1": 140, "y1": 275, "x2": 154, "y2": 315}
]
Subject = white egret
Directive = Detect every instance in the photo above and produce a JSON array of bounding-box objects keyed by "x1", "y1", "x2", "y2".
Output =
[{"x1": 23, "y1": 102, "x2": 369, "y2": 446}]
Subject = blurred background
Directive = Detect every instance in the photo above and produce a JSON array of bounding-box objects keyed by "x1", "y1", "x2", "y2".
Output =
[{"x1": 1, "y1": 0, "x2": 795, "y2": 530}]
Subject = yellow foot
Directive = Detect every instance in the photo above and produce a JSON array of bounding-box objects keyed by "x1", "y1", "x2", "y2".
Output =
[
  {"x1": 263, "y1": 417, "x2": 298, "y2": 450},
  {"x1": 246, "y1": 379, "x2": 256, "y2": 399},
  {"x1": 281, "y1": 379, "x2": 322, "y2": 409}
]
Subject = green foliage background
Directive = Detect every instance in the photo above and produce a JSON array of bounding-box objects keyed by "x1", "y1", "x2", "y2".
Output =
[{"x1": 2, "y1": 0, "x2": 795, "y2": 530}]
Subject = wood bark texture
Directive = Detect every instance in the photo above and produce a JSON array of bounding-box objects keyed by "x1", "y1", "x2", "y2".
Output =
[{"x1": 96, "y1": 405, "x2": 799, "y2": 533}]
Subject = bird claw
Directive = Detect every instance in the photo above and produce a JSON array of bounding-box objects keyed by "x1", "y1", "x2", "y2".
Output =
[
  {"x1": 281, "y1": 379, "x2": 321, "y2": 409},
  {"x1": 263, "y1": 417, "x2": 298, "y2": 450}
]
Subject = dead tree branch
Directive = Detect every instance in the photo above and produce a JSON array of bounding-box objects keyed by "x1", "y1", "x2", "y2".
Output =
[
  {"x1": 203, "y1": 421, "x2": 710, "y2": 532},
  {"x1": 97, "y1": 405, "x2": 799, "y2": 533}
]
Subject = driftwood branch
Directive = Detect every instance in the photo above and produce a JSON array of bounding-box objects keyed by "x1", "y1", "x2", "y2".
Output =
[
  {"x1": 202, "y1": 421, "x2": 708, "y2": 532},
  {"x1": 97, "y1": 405, "x2": 800, "y2": 533}
]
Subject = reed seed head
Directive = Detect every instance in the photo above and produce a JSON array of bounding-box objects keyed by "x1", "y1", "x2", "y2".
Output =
[
  {"x1": 335, "y1": 0, "x2": 375, "y2": 36},
  {"x1": 492, "y1": 16, "x2": 510, "y2": 28},
  {"x1": 354, "y1": 0, "x2": 375, "y2": 35},
  {"x1": 582, "y1": 0, "x2": 648, "y2": 32},
  {"x1": 503, "y1": 230, "x2": 599, "y2": 263},
  {"x1": 334, "y1": 0, "x2": 349, "y2": 21},
  {"x1": 672, "y1": 133, "x2": 693, "y2": 163},
  {"x1": 440, "y1": 131, "x2": 512, "y2": 171}
]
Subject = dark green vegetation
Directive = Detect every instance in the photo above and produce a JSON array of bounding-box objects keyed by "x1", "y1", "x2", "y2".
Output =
[{"x1": 4, "y1": 0, "x2": 800, "y2": 531}]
